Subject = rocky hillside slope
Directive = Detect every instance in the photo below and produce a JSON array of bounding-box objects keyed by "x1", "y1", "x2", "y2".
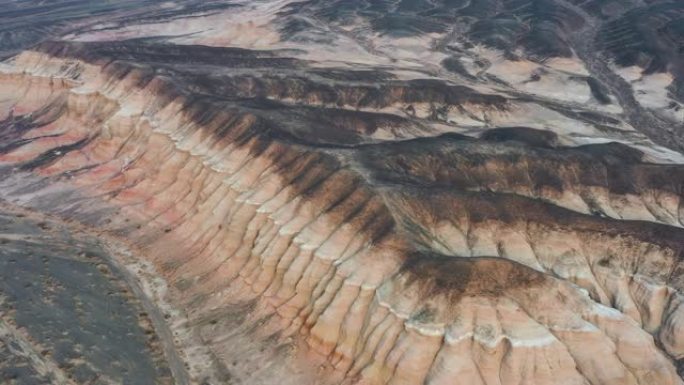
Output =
[{"x1": 1, "y1": 1, "x2": 683, "y2": 384}]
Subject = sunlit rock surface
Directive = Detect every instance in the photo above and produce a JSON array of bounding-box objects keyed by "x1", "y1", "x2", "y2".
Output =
[{"x1": 0, "y1": 1, "x2": 683, "y2": 384}]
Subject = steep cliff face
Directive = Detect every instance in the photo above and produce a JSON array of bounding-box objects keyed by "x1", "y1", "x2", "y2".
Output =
[{"x1": 0, "y1": 41, "x2": 683, "y2": 385}]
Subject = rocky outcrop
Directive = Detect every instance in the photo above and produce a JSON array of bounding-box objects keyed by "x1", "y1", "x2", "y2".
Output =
[{"x1": 0, "y1": 41, "x2": 683, "y2": 385}]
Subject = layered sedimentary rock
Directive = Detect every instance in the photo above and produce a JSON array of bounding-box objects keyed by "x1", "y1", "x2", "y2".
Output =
[
  {"x1": 0, "y1": 42, "x2": 682, "y2": 385},
  {"x1": 1, "y1": 1, "x2": 684, "y2": 385}
]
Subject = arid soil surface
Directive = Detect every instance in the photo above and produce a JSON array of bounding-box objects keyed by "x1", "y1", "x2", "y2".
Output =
[{"x1": 0, "y1": 204, "x2": 173, "y2": 385}]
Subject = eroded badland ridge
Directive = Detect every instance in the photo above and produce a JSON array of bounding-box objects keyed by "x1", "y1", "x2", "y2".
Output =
[{"x1": 1, "y1": 1, "x2": 684, "y2": 384}]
